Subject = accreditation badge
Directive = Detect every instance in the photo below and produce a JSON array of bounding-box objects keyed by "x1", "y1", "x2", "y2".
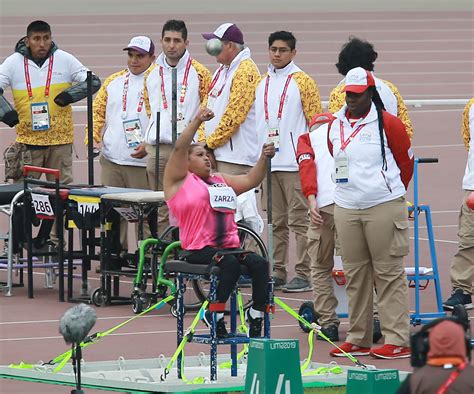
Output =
[
  {"x1": 207, "y1": 91, "x2": 218, "y2": 110},
  {"x1": 334, "y1": 151, "x2": 349, "y2": 183},
  {"x1": 267, "y1": 125, "x2": 280, "y2": 151},
  {"x1": 177, "y1": 119, "x2": 189, "y2": 136},
  {"x1": 123, "y1": 118, "x2": 144, "y2": 148},
  {"x1": 31, "y1": 102, "x2": 51, "y2": 131},
  {"x1": 208, "y1": 186, "x2": 237, "y2": 213}
]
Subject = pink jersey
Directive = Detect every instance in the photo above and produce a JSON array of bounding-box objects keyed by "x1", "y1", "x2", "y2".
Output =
[{"x1": 166, "y1": 172, "x2": 240, "y2": 250}]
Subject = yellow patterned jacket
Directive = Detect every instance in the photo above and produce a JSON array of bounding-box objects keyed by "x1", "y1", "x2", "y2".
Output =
[
  {"x1": 461, "y1": 98, "x2": 474, "y2": 149},
  {"x1": 0, "y1": 39, "x2": 99, "y2": 146},
  {"x1": 255, "y1": 61, "x2": 322, "y2": 171},
  {"x1": 200, "y1": 48, "x2": 261, "y2": 166},
  {"x1": 328, "y1": 77, "x2": 414, "y2": 139}
]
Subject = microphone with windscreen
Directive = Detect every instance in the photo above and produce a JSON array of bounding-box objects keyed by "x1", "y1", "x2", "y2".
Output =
[{"x1": 59, "y1": 304, "x2": 97, "y2": 394}]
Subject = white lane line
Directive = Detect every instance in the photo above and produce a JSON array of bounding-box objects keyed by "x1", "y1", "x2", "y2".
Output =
[
  {"x1": 410, "y1": 237, "x2": 458, "y2": 244},
  {"x1": 1, "y1": 29, "x2": 472, "y2": 39},
  {"x1": 2, "y1": 38, "x2": 472, "y2": 51},
  {"x1": 0, "y1": 313, "x2": 169, "y2": 325},
  {"x1": 0, "y1": 323, "x2": 300, "y2": 342},
  {"x1": 409, "y1": 225, "x2": 458, "y2": 229},
  {"x1": 413, "y1": 144, "x2": 464, "y2": 148},
  {"x1": 411, "y1": 109, "x2": 468, "y2": 114},
  {"x1": 35, "y1": 52, "x2": 474, "y2": 59},
  {"x1": 84, "y1": 60, "x2": 473, "y2": 70},
  {"x1": 0, "y1": 18, "x2": 472, "y2": 28}
]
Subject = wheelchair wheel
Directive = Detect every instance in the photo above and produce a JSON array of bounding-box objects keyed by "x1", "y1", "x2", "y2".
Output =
[
  {"x1": 191, "y1": 224, "x2": 267, "y2": 309},
  {"x1": 298, "y1": 301, "x2": 321, "y2": 333},
  {"x1": 160, "y1": 226, "x2": 202, "y2": 310},
  {"x1": 91, "y1": 287, "x2": 109, "y2": 307}
]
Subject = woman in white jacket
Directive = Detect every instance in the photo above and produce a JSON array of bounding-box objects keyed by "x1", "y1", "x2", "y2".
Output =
[{"x1": 328, "y1": 67, "x2": 414, "y2": 360}]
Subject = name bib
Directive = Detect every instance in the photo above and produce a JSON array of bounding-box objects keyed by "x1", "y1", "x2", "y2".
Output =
[
  {"x1": 208, "y1": 186, "x2": 237, "y2": 213},
  {"x1": 31, "y1": 102, "x2": 50, "y2": 131},
  {"x1": 123, "y1": 118, "x2": 144, "y2": 148}
]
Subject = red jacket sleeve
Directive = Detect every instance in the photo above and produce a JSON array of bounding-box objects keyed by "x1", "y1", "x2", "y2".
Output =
[
  {"x1": 296, "y1": 133, "x2": 317, "y2": 198},
  {"x1": 383, "y1": 111, "x2": 414, "y2": 190}
]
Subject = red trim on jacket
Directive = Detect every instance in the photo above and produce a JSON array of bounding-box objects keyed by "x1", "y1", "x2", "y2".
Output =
[
  {"x1": 296, "y1": 133, "x2": 317, "y2": 198},
  {"x1": 383, "y1": 111, "x2": 414, "y2": 189}
]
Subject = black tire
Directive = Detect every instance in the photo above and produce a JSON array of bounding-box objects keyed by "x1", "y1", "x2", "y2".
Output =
[
  {"x1": 132, "y1": 294, "x2": 144, "y2": 314},
  {"x1": 170, "y1": 301, "x2": 179, "y2": 318},
  {"x1": 192, "y1": 224, "x2": 267, "y2": 309},
  {"x1": 91, "y1": 288, "x2": 108, "y2": 307},
  {"x1": 298, "y1": 301, "x2": 320, "y2": 333}
]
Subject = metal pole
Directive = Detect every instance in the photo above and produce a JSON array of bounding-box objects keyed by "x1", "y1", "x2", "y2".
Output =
[
  {"x1": 266, "y1": 158, "x2": 273, "y2": 271},
  {"x1": 86, "y1": 71, "x2": 94, "y2": 186},
  {"x1": 171, "y1": 68, "x2": 178, "y2": 146},
  {"x1": 154, "y1": 112, "x2": 161, "y2": 191}
]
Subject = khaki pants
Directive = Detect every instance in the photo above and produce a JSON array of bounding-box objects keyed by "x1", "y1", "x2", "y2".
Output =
[
  {"x1": 20, "y1": 143, "x2": 73, "y2": 183},
  {"x1": 307, "y1": 204, "x2": 339, "y2": 327},
  {"x1": 450, "y1": 190, "x2": 474, "y2": 294},
  {"x1": 271, "y1": 171, "x2": 310, "y2": 281},
  {"x1": 100, "y1": 156, "x2": 150, "y2": 249},
  {"x1": 145, "y1": 143, "x2": 173, "y2": 235},
  {"x1": 19, "y1": 144, "x2": 74, "y2": 245},
  {"x1": 334, "y1": 197, "x2": 410, "y2": 347}
]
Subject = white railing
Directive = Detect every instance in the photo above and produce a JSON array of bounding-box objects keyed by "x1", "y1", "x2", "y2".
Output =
[{"x1": 70, "y1": 99, "x2": 470, "y2": 113}]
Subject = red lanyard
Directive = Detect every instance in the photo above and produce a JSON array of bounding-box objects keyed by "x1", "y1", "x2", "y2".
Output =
[
  {"x1": 208, "y1": 65, "x2": 229, "y2": 97},
  {"x1": 339, "y1": 120, "x2": 366, "y2": 151},
  {"x1": 159, "y1": 57, "x2": 192, "y2": 110},
  {"x1": 122, "y1": 71, "x2": 144, "y2": 114},
  {"x1": 436, "y1": 362, "x2": 466, "y2": 394},
  {"x1": 264, "y1": 73, "x2": 293, "y2": 122},
  {"x1": 24, "y1": 55, "x2": 54, "y2": 99}
]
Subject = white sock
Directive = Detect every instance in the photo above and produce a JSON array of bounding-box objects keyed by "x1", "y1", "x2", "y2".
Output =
[
  {"x1": 249, "y1": 307, "x2": 263, "y2": 319},
  {"x1": 216, "y1": 312, "x2": 224, "y2": 321}
]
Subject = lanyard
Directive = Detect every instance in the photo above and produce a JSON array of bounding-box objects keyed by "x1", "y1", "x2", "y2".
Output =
[
  {"x1": 208, "y1": 65, "x2": 230, "y2": 98},
  {"x1": 122, "y1": 71, "x2": 144, "y2": 115},
  {"x1": 436, "y1": 362, "x2": 466, "y2": 394},
  {"x1": 24, "y1": 55, "x2": 54, "y2": 100},
  {"x1": 264, "y1": 73, "x2": 293, "y2": 122},
  {"x1": 339, "y1": 120, "x2": 366, "y2": 151},
  {"x1": 159, "y1": 57, "x2": 192, "y2": 111}
]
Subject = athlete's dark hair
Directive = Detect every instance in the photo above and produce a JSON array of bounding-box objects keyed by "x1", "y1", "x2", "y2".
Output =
[
  {"x1": 26, "y1": 20, "x2": 51, "y2": 37},
  {"x1": 268, "y1": 31, "x2": 296, "y2": 50},
  {"x1": 369, "y1": 86, "x2": 388, "y2": 170},
  {"x1": 162, "y1": 20, "x2": 188, "y2": 41},
  {"x1": 336, "y1": 36, "x2": 378, "y2": 76}
]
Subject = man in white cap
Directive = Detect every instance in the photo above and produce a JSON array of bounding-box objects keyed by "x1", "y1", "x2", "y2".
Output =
[
  {"x1": 200, "y1": 23, "x2": 260, "y2": 175},
  {"x1": 87, "y1": 36, "x2": 155, "y2": 249},
  {"x1": 255, "y1": 30, "x2": 322, "y2": 292},
  {"x1": 134, "y1": 20, "x2": 211, "y2": 234}
]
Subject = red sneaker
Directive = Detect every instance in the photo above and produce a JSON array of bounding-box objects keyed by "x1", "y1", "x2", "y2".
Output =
[
  {"x1": 330, "y1": 342, "x2": 371, "y2": 357},
  {"x1": 370, "y1": 344, "x2": 411, "y2": 359}
]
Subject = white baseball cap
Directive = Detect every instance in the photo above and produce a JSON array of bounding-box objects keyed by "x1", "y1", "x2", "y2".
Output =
[
  {"x1": 123, "y1": 36, "x2": 155, "y2": 55},
  {"x1": 344, "y1": 67, "x2": 375, "y2": 93}
]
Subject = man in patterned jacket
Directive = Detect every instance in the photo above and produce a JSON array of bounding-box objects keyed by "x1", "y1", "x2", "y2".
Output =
[
  {"x1": 255, "y1": 31, "x2": 322, "y2": 292},
  {"x1": 133, "y1": 20, "x2": 211, "y2": 233},
  {"x1": 87, "y1": 36, "x2": 155, "y2": 250},
  {"x1": 200, "y1": 23, "x2": 261, "y2": 175},
  {"x1": 0, "y1": 20, "x2": 101, "y2": 183}
]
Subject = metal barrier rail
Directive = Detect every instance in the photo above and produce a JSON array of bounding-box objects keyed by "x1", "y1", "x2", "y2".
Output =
[{"x1": 71, "y1": 99, "x2": 470, "y2": 113}]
